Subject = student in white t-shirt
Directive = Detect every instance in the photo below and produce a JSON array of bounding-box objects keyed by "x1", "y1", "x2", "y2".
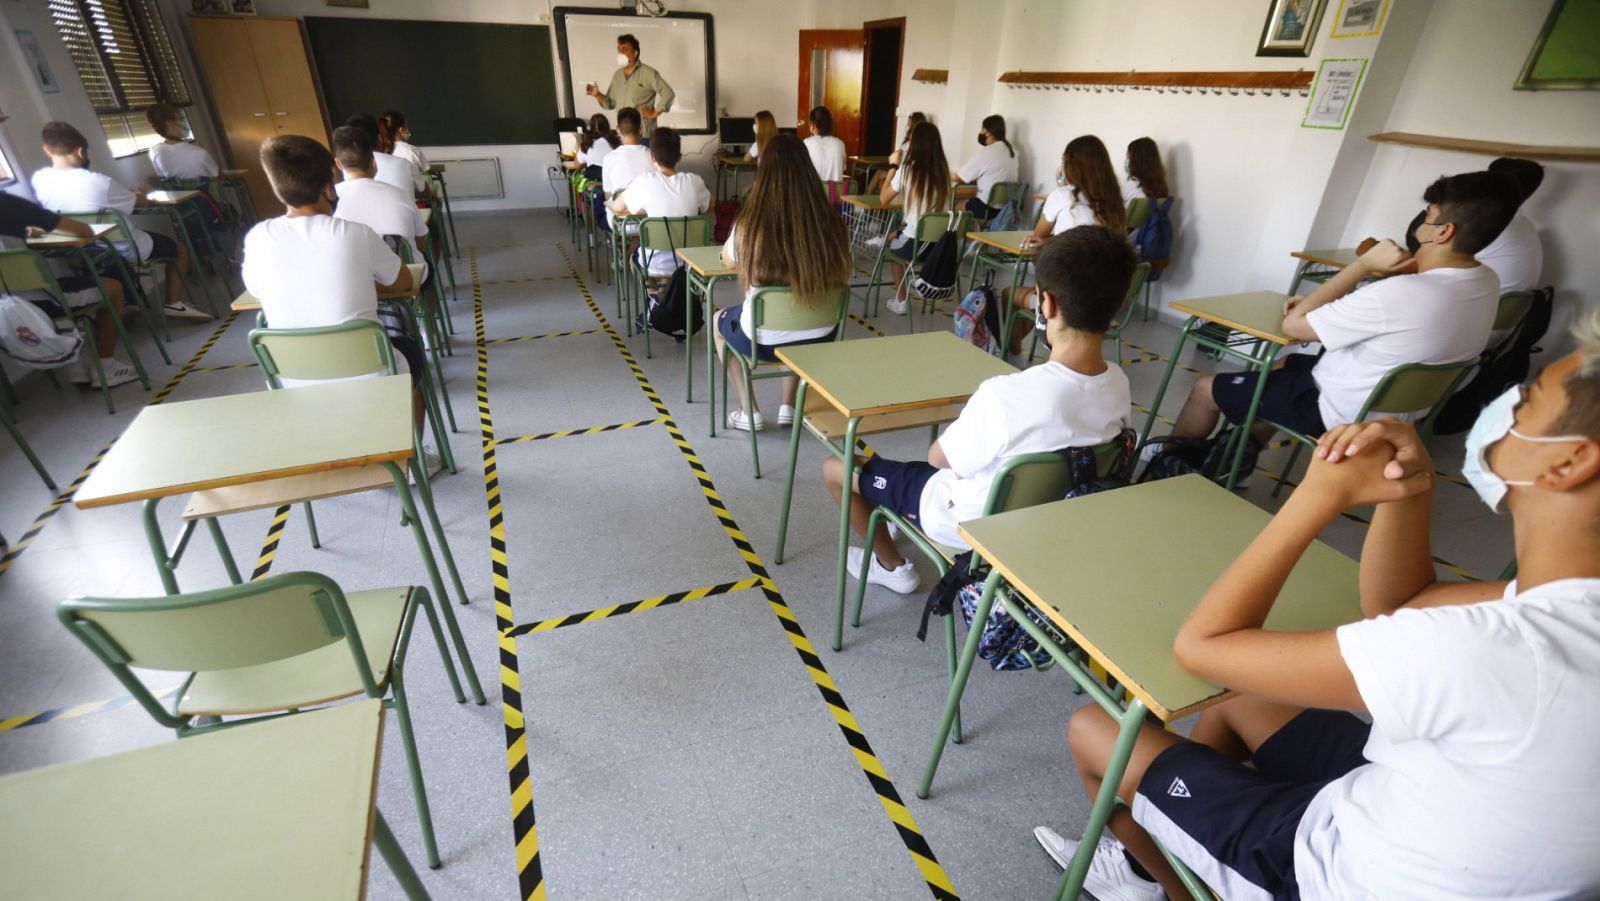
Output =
[
  {"x1": 242, "y1": 135, "x2": 424, "y2": 399},
  {"x1": 611, "y1": 127, "x2": 710, "y2": 277},
  {"x1": 1123, "y1": 136, "x2": 1170, "y2": 204},
  {"x1": 145, "y1": 103, "x2": 220, "y2": 181},
  {"x1": 378, "y1": 110, "x2": 429, "y2": 176},
  {"x1": 744, "y1": 110, "x2": 777, "y2": 161},
  {"x1": 801, "y1": 106, "x2": 847, "y2": 182},
  {"x1": 572, "y1": 113, "x2": 618, "y2": 177},
  {"x1": 711, "y1": 134, "x2": 851, "y2": 432},
  {"x1": 879, "y1": 120, "x2": 951, "y2": 315},
  {"x1": 1040, "y1": 313, "x2": 1600, "y2": 901},
  {"x1": 825, "y1": 226, "x2": 1136, "y2": 594},
  {"x1": 1026, "y1": 135, "x2": 1128, "y2": 247},
  {"x1": 30, "y1": 121, "x2": 206, "y2": 321},
  {"x1": 600, "y1": 108, "x2": 655, "y2": 230},
  {"x1": 1477, "y1": 157, "x2": 1545, "y2": 297},
  {"x1": 870, "y1": 111, "x2": 926, "y2": 194},
  {"x1": 347, "y1": 113, "x2": 424, "y2": 196},
  {"x1": 1167, "y1": 172, "x2": 1511, "y2": 472},
  {"x1": 956, "y1": 115, "x2": 1019, "y2": 224},
  {"x1": 330, "y1": 125, "x2": 429, "y2": 279}
]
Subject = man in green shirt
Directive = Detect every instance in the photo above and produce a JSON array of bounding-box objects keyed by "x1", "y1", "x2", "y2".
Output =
[{"x1": 585, "y1": 33, "x2": 675, "y2": 140}]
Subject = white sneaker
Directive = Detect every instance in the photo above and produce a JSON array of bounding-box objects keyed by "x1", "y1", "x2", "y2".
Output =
[
  {"x1": 1033, "y1": 827, "x2": 1163, "y2": 901},
  {"x1": 865, "y1": 235, "x2": 885, "y2": 248},
  {"x1": 885, "y1": 297, "x2": 908, "y2": 315},
  {"x1": 777, "y1": 404, "x2": 795, "y2": 426},
  {"x1": 846, "y1": 547, "x2": 921, "y2": 594},
  {"x1": 162, "y1": 301, "x2": 211, "y2": 321},
  {"x1": 92, "y1": 358, "x2": 139, "y2": 389},
  {"x1": 728, "y1": 409, "x2": 765, "y2": 432}
]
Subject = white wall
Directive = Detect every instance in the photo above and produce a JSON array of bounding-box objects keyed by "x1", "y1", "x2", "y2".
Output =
[{"x1": 1341, "y1": 0, "x2": 1600, "y2": 360}]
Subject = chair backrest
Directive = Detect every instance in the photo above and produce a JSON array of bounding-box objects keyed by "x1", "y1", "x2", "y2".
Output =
[
  {"x1": 1487, "y1": 290, "x2": 1536, "y2": 359},
  {"x1": 0, "y1": 249, "x2": 63, "y2": 297},
  {"x1": 984, "y1": 181, "x2": 1012, "y2": 207},
  {"x1": 982, "y1": 452, "x2": 1076, "y2": 516},
  {"x1": 1126, "y1": 196, "x2": 1152, "y2": 232},
  {"x1": 637, "y1": 215, "x2": 714, "y2": 251},
  {"x1": 1360, "y1": 361, "x2": 1476, "y2": 420},
  {"x1": 57, "y1": 572, "x2": 380, "y2": 726},
  {"x1": 749, "y1": 286, "x2": 850, "y2": 336},
  {"x1": 59, "y1": 208, "x2": 140, "y2": 262},
  {"x1": 249, "y1": 320, "x2": 396, "y2": 387},
  {"x1": 1110, "y1": 262, "x2": 1154, "y2": 329},
  {"x1": 912, "y1": 210, "x2": 975, "y2": 244},
  {"x1": 823, "y1": 179, "x2": 852, "y2": 205}
]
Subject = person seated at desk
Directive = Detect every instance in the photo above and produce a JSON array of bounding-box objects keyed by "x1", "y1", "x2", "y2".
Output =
[
  {"x1": 610, "y1": 127, "x2": 710, "y2": 285},
  {"x1": 802, "y1": 105, "x2": 847, "y2": 183},
  {"x1": 868, "y1": 111, "x2": 926, "y2": 194},
  {"x1": 241, "y1": 135, "x2": 425, "y2": 427},
  {"x1": 330, "y1": 125, "x2": 429, "y2": 281},
  {"x1": 824, "y1": 225, "x2": 1137, "y2": 594},
  {"x1": 878, "y1": 121, "x2": 952, "y2": 315},
  {"x1": 1164, "y1": 172, "x2": 1509, "y2": 476},
  {"x1": 146, "y1": 102, "x2": 220, "y2": 182},
  {"x1": 599, "y1": 108, "x2": 654, "y2": 233},
  {"x1": 712, "y1": 134, "x2": 851, "y2": 432},
  {"x1": 1123, "y1": 136, "x2": 1170, "y2": 204},
  {"x1": 31, "y1": 121, "x2": 206, "y2": 322},
  {"x1": 378, "y1": 110, "x2": 429, "y2": 177},
  {"x1": 1007, "y1": 135, "x2": 1129, "y2": 323},
  {"x1": 1038, "y1": 316, "x2": 1600, "y2": 900},
  {"x1": 745, "y1": 110, "x2": 778, "y2": 161},
  {"x1": 0, "y1": 191, "x2": 137, "y2": 387},
  {"x1": 955, "y1": 114, "x2": 1019, "y2": 224},
  {"x1": 568, "y1": 113, "x2": 618, "y2": 180},
  {"x1": 345, "y1": 113, "x2": 425, "y2": 199}
]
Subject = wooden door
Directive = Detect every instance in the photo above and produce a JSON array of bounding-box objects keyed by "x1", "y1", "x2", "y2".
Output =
[
  {"x1": 797, "y1": 30, "x2": 863, "y2": 156},
  {"x1": 246, "y1": 18, "x2": 327, "y2": 146},
  {"x1": 189, "y1": 16, "x2": 276, "y2": 211}
]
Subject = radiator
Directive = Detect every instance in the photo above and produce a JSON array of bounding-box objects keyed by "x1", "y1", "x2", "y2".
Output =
[{"x1": 430, "y1": 158, "x2": 503, "y2": 199}]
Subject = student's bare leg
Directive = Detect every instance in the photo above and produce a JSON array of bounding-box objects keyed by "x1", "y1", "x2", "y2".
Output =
[
  {"x1": 781, "y1": 374, "x2": 799, "y2": 408},
  {"x1": 1171, "y1": 374, "x2": 1222, "y2": 438},
  {"x1": 888, "y1": 260, "x2": 908, "y2": 301},
  {"x1": 163, "y1": 243, "x2": 189, "y2": 306},
  {"x1": 822, "y1": 455, "x2": 904, "y2": 568},
  {"x1": 92, "y1": 277, "x2": 126, "y2": 358},
  {"x1": 1187, "y1": 694, "x2": 1307, "y2": 763},
  {"x1": 1066, "y1": 706, "x2": 1190, "y2": 898}
]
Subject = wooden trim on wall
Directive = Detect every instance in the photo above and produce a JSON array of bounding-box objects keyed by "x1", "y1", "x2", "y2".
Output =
[
  {"x1": 1368, "y1": 132, "x2": 1600, "y2": 163},
  {"x1": 911, "y1": 68, "x2": 948, "y2": 84},
  {"x1": 998, "y1": 70, "x2": 1313, "y2": 89}
]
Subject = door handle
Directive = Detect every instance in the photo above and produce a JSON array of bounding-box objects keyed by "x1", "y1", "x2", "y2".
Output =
[
  {"x1": 274, "y1": 112, "x2": 289, "y2": 116},
  {"x1": 253, "y1": 112, "x2": 267, "y2": 117}
]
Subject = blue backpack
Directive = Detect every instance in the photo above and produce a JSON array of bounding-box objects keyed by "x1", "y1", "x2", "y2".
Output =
[
  {"x1": 952, "y1": 284, "x2": 1002, "y2": 354},
  {"x1": 1129, "y1": 197, "x2": 1175, "y2": 278}
]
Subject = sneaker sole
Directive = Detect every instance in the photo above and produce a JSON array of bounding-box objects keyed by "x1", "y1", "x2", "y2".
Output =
[{"x1": 1033, "y1": 828, "x2": 1073, "y2": 871}]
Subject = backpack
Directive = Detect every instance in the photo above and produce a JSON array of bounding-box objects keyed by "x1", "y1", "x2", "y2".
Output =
[
  {"x1": 713, "y1": 199, "x2": 740, "y2": 244},
  {"x1": 1135, "y1": 429, "x2": 1258, "y2": 486},
  {"x1": 951, "y1": 284, "x2": 1002, "y2": 354},
  {"x1": 643, "y1": 222, "x2": 704, "y2": 342},
  {"x1": 1065, "y1": 427, "x2": 1138, "y2": 497},
  {"x1": 1129, "y1": 197, "x2": 1175, "y2": 277},
  {"x1": 1433, "y1": 286, "x2": 1554, "y2": 435},
  {"x1": 910, "y1": 216, "x2": 961, "y2": 301},
  {"x1": 987, "y1": 199, "x2": 1020, "y2": 233},
  {"x1": 0, "y1": 295, "x2": 82, "y2": 368}
]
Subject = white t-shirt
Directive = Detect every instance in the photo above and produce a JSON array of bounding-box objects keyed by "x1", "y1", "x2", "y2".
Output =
[
  {"x1": 890, "y1": 165, "x2": 946, "y2": 239},
  {"x1": 1477, "y1": 213, "x2": 1542, "y2": 295},
  {"x1": 577, "y1": 136, "x2": 613, "y2": 168},
  {"x1": 601, "y1": 143, "x2": 655, "y2": 227},
  {"x1": 149, "y1": 141, "x2": 219, "y2": 180},
  {"x1": 621, "y1": 170, "x2": 710, "y2": 276},
  {"x1": 1041, "y1": 182, "x2": 1126, "y2": 235},
  {"x1": 1294, "y1": 578, "x2": 1600, "y2": 899},
  {"x1": 1122, "y1": 176, "x2": 1147, "y2": 201},
  {"x1": 373, "y1": 151, "x2": 423, "y2": 195},
  {"x1": 804, "y1": 134, "x2": 847, "y2": 182},
  {"x1": 390, "y1": 140, "x2": 428, "y2": 174},
  {"x1": 1305, "y1": 265, "x2": 1499, "y2": 428},
  {"x1": 918, "y1": 361, "x2": 1129, "y2": 547},
  {"x1": 242, "y1": 214, "x2": 401, "y2": 331},
  {"x1": 334, "y1": 176, "x2": 428, "y2": 280},
  {"x1": 722, "y1": 226, "x2": 835, "y2": 346},
  {"x1": 30, "y1": 166, "x2": 151, "y2": 260},
  {"x1": 957, "y1": 140, "x2": 1019, "y2": 208}
]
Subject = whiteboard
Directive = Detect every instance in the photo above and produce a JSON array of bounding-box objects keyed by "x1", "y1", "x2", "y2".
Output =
[{"x1": 555, "y1": 8, "x2": 716, "y2": 135}]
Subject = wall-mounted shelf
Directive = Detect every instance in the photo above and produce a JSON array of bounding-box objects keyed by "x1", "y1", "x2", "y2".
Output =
[
  {"x1": 911, "y1": 69, "x2": 948, "y2": 84},
  {"x1": 998, "y1": 70, "x2": 1313, "y2": 94},
  {"x1": 1368, "y1": 132, "x2": 1600, "y2": 163}
]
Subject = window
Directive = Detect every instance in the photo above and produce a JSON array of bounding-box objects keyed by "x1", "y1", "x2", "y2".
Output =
[{"x1": 47, "y1": 0, "x2": 192, "y2": 158}]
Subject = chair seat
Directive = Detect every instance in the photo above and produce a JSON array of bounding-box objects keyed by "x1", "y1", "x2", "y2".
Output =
[
  {"x1": 177, "y1": 587, "x2": 411, "y2": 716},
  {"x1": 181, "y1": 464, "x2": 405, "y2": 520},
  {"x1": 801, "y1": 391, "x2": 965, "y2": 441}
]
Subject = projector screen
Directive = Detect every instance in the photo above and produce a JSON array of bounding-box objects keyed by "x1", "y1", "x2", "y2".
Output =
[{"x1": 555, "y1": 8, "x2": 717, "y2": 135}]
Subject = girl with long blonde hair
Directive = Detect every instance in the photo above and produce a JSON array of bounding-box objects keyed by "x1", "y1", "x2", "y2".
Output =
[
  {"x1": 880, "y1": 120, "x2": 951, "y2": 313},
  {"x1": 746, "y1": 110, "x2": 778, "y2": 160}
]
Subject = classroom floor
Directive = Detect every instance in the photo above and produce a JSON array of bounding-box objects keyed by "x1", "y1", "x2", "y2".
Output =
[{"x1": 0, "y1": 209, "x2": 1511, "y2": 900}]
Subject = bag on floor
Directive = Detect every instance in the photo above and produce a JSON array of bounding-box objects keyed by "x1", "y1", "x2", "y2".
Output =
[
  {"x1": 1135, "y1": 429, "x2": 1257, "y2": 485},
  {"x1": 0, "y1": 294, "x2": 82, "y2": 369},
  {"x1": 951, "y1": 285, "x2": 1002, "y2": 355},
  {"x1": 911, "y1": 219, "x2": 961, "y2": 301},
  {"x1": 645, "y1": 264, "x2": 701, "y2": 341}
]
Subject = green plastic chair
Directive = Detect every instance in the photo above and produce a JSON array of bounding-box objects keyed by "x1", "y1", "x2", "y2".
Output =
[
  {"x1": 58, "y1": 570, "x2": 452, "y2": 869},
  {"x1": 0, "y1": 248, "x2": 152, "y2": 413},
  {"x1": 976, "y1": 180, "x2": 1029, "y2": 231},
  {"x1": 427, "y1": 168, "x2": 460, "y2": 259},
  {"x1": 1, "y1": 391, "x2": 55, "y2": 490},
  {"x1": 1007, "y1": 262, "x2": 1151, "y2": 365},
  {"x1": 902, "y1": 210, "x2": 976, "y2": 330},
  {"x1": 720, "y1": 286, "x2": 851, "y2": 478},
  {"x1": 54, "y1": 208, "x2": 178, "y2": 351},
  {"x1": 609, "y1": 213, "x2": 643, "y2": 327},
  {"x1": 631, "y1": 215, "x2": 714, "y2": 358},
  {"x1": 1486, "y1": 290, "x2": 1535, "y2": 363},
  {"x1": 1125, "y1": 196, "x2": 1152, "y2": 232},
  {"x1": 849, "y1": 439, "x2": 1131, "y2": 739},
  {"x1": 245, "y1": 320, "x2": 471, "y2": 610},
  {"x1": 1271, "y1": 359, "x2": 1477, "y2": 497},
  {"x1": 393, "y1": 241, "x2": 460, "y2": 444}
]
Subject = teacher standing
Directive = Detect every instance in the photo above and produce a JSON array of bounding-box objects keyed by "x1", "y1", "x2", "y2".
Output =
[{"x1": 586, "y1": 33, "x2": 675, "y2": 141}]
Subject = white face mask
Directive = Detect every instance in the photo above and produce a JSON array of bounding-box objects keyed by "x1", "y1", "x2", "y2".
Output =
[
  {"x1": 1123, "y1": 157, "x2": 1130, "y2": 176},
  {"x1": 1055, "y1": 165, "x2": 1066, "y2": 187},
  {"x1": 617, "y1": 53, "x2": 630, "y2": 67},
  {"x1": 1461, "y1": 385, "x2": 1587, "y2": 513}
]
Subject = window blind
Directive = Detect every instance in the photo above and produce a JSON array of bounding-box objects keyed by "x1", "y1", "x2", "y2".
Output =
[{"x1": 46, "y1": 0, "x2": 191, "y2": 114}]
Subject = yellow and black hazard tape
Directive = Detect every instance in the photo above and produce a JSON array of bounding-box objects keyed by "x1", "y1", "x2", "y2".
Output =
[
  {"x1": 485, "y1": 328, "x2": 604, "y2": 344},
  {"x1": 1130, "y1": 401, "x2": 1176, "y2": 427},
  {"x1": 478, "y1": 275, "x2": 579, "y2": 287},
  {"x1": 0, "y1": 684, "x2": 178, "y2": 734},
  {"x1": 490, "y1": 416, "x2": 666, "y2": 448},
  {"x1": 558, "y1": 245, "x2": 961, "y2": 901},
  {"x1": 470, "y1": 251, "x2": 545, "y2": 901},
  {"x1": 505, "y1": 577, "x2": 766, "y2": 637},
  {"x1": 192, "y1": 361, "x2": 259, "y2": 373},
  {"x1": 251, "y1": 505, "x2": 292, "y2": 581},
  {"x1": 1, "y1": 313, "x2": 238, "y2": 579},
  {"x1": 1119, "y1": 339, "x2": 1206, "y2": 377},
  {"x1": 848, "y1": 311, "x2": 887, "y2": 337}
]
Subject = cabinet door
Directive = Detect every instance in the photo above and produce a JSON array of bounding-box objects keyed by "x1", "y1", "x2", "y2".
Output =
[
  {"x1": 189, "y1": 15, "x2": 276, "y2": 211},
  {"x1": 246, "y1": 18, "x2": 327, "y2": 146}
]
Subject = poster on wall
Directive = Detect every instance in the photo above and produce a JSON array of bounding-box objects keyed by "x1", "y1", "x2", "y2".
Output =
[
  {"x1": 1330, "y1": 0, "x2": 1391, "y2": 38},
  {"x1": 1303, "y1": 57, "x2": 1368, "y2": 129},
  {"x1": 1257, "y1": 0, "x2": 1329, "y2": 57},
  {"x1": 14, "y1": 30, "x2": 60, "y2": 95}
]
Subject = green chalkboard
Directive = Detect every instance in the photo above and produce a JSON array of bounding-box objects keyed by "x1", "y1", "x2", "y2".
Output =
[
  {"x1": 1516, "y1": 0, "x2": 1600, "y2": 90},
  {"x1": 304, "y1": 17, "x2": 558, "y2": 144}
]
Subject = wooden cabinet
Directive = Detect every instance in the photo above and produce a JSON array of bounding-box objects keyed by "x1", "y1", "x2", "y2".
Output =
[{"x1": 188, "y1": 15, "x2": 327, "y2": 212}]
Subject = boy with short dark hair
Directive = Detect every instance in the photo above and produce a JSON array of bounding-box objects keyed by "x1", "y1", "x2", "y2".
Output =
[
  {"x1": 30, "y1": 121, "x2": 205, "y2": 321},
  {"x1": 612, "y1": 126, "x2": 710, "y2": 277},
  {"x1": 330, "y1": 125, "x2": 428, "y2": 267},
  {"x1": 345, "y1": 113, "x2": 424, "y2": 196},
  {"x1": 825, "y1": 225, "x2": 1137, "y2": 593},
  {"x1": 599, "y1": 108, "x2": 653, "y2": 230}
]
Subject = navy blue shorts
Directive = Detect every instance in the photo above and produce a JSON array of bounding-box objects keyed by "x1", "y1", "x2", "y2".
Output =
[
  {"x1": 887, "y1": 233, "x2": 930, "y2": 263},
  {"x1": 1210, "y1": 353, "x2": 1326, "y2": 438},
  {"x1": 716, "y1": 304, "x2": 836, "y2": 364},
  {"x1": 145, "y1": 231, "x2": 180, "y2": 262},
  {"x1": 1133, "y1": 709, "x2": 1370, "y2": 900},
  {"x1": 964, "y1": 197, "x2": 1000, "y2": 222},
  {"x1": 857, "y1": 457, "x2": 939, "y2": 524}
]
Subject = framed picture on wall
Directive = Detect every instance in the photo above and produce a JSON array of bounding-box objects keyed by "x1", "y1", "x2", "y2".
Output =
[
  {"x1": 1257, "y1": 0, "x2": 1328, "y2": 57},
  {"x1": 13, "y1": 30, "x2": 60, "y2": 94},
  {"x1": 1516, "y1": 0, "x2": 1600, "y2": 91},
  {"x1": 1330, "y1": 0, "x2": 1391, "y2": 38}
]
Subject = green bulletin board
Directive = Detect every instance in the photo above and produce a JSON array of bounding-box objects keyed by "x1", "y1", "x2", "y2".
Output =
[{"x1": 1516, "y1": 0, "x2": 1600, "y2": 90}]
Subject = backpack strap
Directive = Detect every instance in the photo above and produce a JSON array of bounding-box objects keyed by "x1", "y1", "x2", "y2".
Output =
[{"x1": 917, "y1": 550, "x2": 977, "y2": 642}]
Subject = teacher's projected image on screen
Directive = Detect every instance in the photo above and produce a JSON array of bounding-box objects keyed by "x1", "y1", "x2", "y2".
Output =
[{"x1": 555, "y1": 8, "x2": 717, "y2": 135}]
